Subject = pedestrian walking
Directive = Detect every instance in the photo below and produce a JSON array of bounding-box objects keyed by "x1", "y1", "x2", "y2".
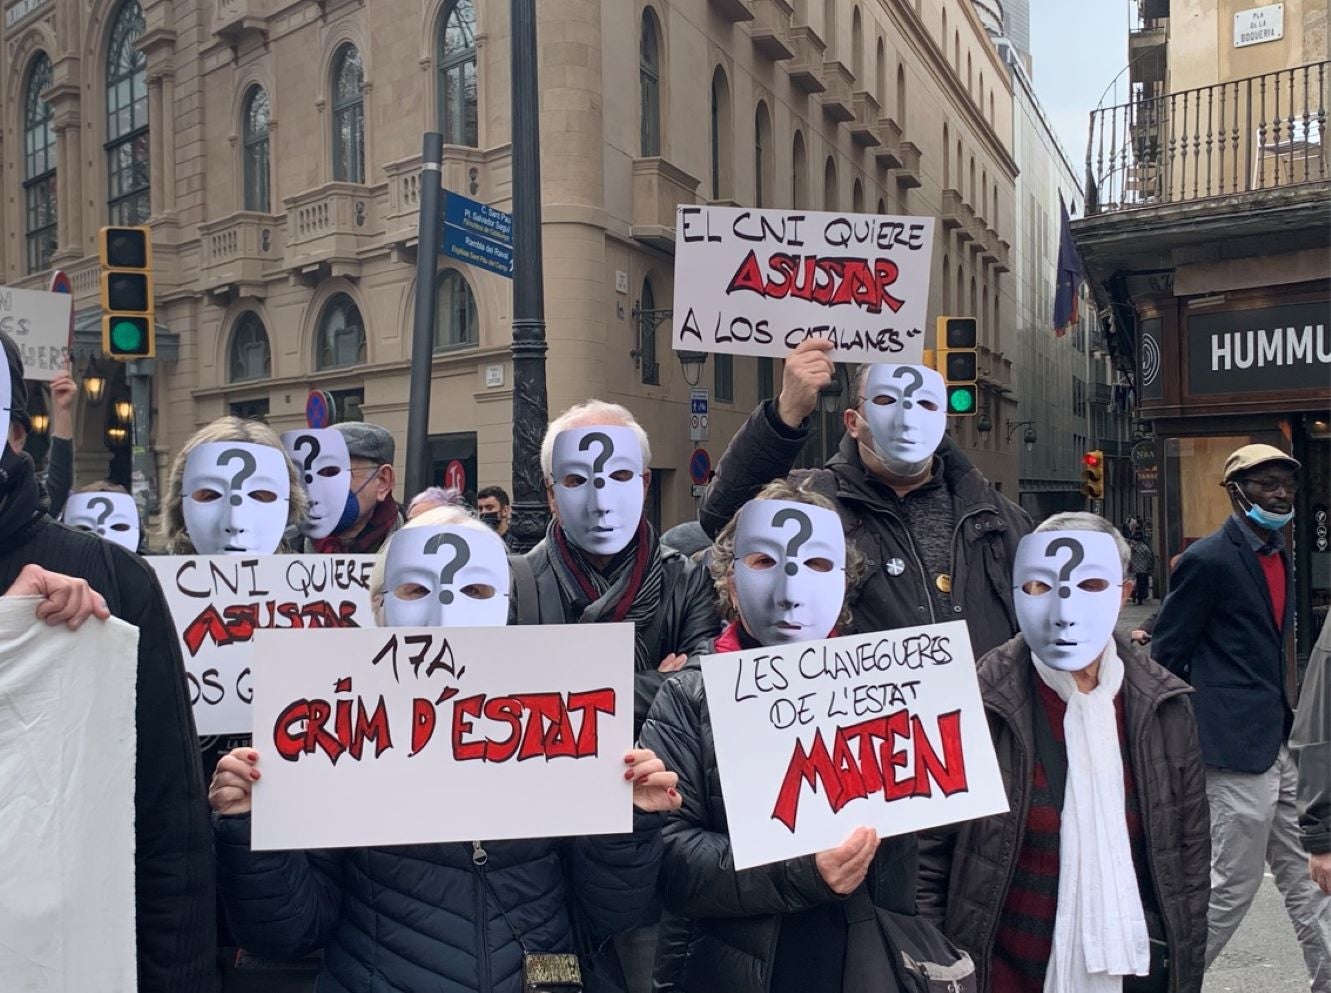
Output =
[
  {"x1": 1293, "y1": 615, "x2": 1331, "y2": 896},
  {"x1": 1128, "y1": 527, "x2": 1155, "y2": 604}
]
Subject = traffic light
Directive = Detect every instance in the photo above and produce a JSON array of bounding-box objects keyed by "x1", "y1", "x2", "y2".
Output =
[
  {"x1": 99, "y1": 226, "x2": 155, "y2": 360},
  {"x1": 1081, "y1": 450, "x2": 1105, "y2": 499},
  {"x1": 936, "y1": 316, "x2": 978, "y2": 416}
]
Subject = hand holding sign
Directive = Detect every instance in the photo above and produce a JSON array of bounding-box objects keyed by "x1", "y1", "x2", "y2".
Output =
[
  {"x1": 815, "y1": 826, "x2": 881, "y2": 895},
  {"x1": 626, "y1": 748, "x2": 681, "y2": 813},
  {"x1": 776, "y1": 338, "x2": 837, "y2": 428}
]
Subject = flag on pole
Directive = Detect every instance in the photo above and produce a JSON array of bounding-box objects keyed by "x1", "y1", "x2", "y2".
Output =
[{"x1": 1053, "y1": 197, "x2": 1086, "y2": 338}]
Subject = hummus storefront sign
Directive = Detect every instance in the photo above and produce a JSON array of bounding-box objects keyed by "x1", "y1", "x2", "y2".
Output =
[{"x1": 1188, "y1": 301, "x2": 1330, "y2": 396}]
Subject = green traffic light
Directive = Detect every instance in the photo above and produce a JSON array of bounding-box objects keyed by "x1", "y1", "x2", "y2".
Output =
[
  {"x1": 110, "y1": 318, "x2": 146, "y2": 354},
  {"x1": 948, "y1": 386, "x2": 977, "y2": 414}
]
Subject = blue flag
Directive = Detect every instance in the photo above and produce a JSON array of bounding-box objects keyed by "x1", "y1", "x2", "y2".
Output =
[{"x1": 1053, "y1": 197, "x2": 1085, "y2": 338}]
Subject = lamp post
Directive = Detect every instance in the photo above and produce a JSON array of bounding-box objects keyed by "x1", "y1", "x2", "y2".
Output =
[
  {"x1": 678, "y1": 351, "x2": 708, "y2": 388},
  {"x1": 507, "y1": 0, "x2": 550, "y2": 553},
  {"x1": 1006, "y1": 419, "x2": 1038, "y2": 452}
]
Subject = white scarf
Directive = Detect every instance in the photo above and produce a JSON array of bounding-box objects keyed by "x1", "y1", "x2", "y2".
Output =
[{"x1": 1033, "y1": 639, "x2": 1150, "y2": 993}]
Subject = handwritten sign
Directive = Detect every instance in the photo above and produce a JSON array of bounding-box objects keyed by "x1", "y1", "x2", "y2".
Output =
[
  {"x1": 151, "y1": 554, "x2": 376, "y2": 737},
  {"x1": 249, "y1": 623, "x2": 634, "y2": 850},
  {"x1": 0, "y1": 286, "x2": 74, "y2": 381},
  {"x1": 672, "y1": 205, "x2": 936, "y2": 365},
  {"x1": 701, "y1": 620, "x2": 1006, "y2": 869}
]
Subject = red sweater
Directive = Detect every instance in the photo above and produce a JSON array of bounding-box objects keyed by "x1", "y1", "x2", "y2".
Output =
[{"x1": 1258, "y1": 550, "x2": 1287, "y2": 629}]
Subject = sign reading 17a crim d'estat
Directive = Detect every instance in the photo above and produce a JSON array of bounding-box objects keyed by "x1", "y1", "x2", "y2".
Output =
[{"x1": 672, "y1": 206, "x2": 936, "y2": 365}]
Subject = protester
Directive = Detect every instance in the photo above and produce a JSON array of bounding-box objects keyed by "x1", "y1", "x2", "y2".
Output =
[
  {"x1": 700, "y1": 338, "x2": 1030, "y2": 657},
  {"x1": 660, "y1": 520, "x2": 711, "y2": 563},
  {"x1": 0, "y1": 331, "x2": 218, "y2": 992},
  {"x1": 1294, "y1": 616, "x2": 1331, "y2": 896},
  {"x1": 1151, "y1": 444, "x2": 1331, "y2": 986},
  {"x1": 210, "y1": 507, "x2": 679, "y2": 993},
  {"x1": 62, "y1": 482, "x2": 141, "y2": 552},
  {"x1": 42, "y1": 368, "x2": 77, "y2": 516},
  {"x1": 405, "y1": 484, "x2": 464, "y2": 520},
  {"x1": 477, "y1": 484, "x2": 514, "y2": 543},
  {"x1": 1127, "y1": 522, "x2": 1155, "y2": 604},
  {"x1": 304, "y1": 421, "x2": 401, "y2": 554},
  {"x1": 918, "y1": 512, "x2": 1209, "y2": 993}
]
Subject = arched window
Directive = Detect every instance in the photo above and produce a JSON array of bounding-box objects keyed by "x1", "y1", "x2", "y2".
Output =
[
  {"x1": 824, "y1": 0, "x2": 837, "y2": 51},
  {"x1": 639, "y1": 278, "x2": 659, "y2": 385},
  {"x1": 23, "y1": 53, "x2": 56, "y2": 273},
  {"x1": 106, "y1": 0, "x2": 148, "y2": 224},
  {"x1": 851, "y1": 6, "x2": 863, "y2": 80},
  {"x1": 229, "y1": 311, "x2": 272, "y2": 382},
  {"x1": 941, "y1": 7, "x2": 947, "y2": 52},
  {"x1": 966, "y1": 52, "x2": 972, "y2": 95},
  {"x1": 969, "y1": 155, "x2": 976, "y2": 204},
  {"x1": 242, "y1": 86, "x2": 270, "y2": 212},
  {"x1": 710, "y1": 67, "x2": 732, "y2": 200},
  {"x1": 896, "y1": 63, "x2": 907, "y2": 129},
  {"x1": 955, "y1": 260, "x2": 964, "y2": 319},
  {"x1": 981, "y1": 168, "x2": 988, "y2": 220},
  {"x1": 331, "y1": 44, "x2": 365, "y2": 183},
  {"x1": 435, "y1": 269, "x2": 478, "y2": 350},
  {"x1": 640, "y1": 10, "x2": 662, "y2": 156},
  {"x1": 852, "y1": 178, "x2": 864, "y2": 213},
  {"x1": 875, "y1": 38, "x2": 887, "y2": 107},
  {"x1": 942, "y1": 123, "x2": 950, "y2": 188},
  {"x1": 791, "y1": 129, "x2": 807, "y2": 210},
  {"x1": 979, "y1": 71, "x2": 985, "y2": 107},
  {"x1": 877, "y1": 197, "x2": 886, "y2": 214},
  {"x1": 315, "y1": 293, "x2": 366, "y2": 369},
  {"x1": 942, "y1": 254, "x2": 951, "y2": 311},
  {"x1": 953, "y1": 31, "x2": 960, "y2": 71},
  {"x1": 438, "y1": 0, "x2": 478, "y2": 146},
  {"x1": 969, "y1": 276, "x2": 978, "y2": 326},
  {"x1": 989, "y1": 91, "x2": 995, "y2": 124},
  {"x1": 754, "y1": 101, "x2": 773, "y2": 207},
  {"x1": 823, "y1": 156, "x2": 837, "y2": 210}
]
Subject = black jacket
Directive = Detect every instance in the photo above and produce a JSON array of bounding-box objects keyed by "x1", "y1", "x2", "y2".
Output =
[
  {"x1": 0, "y1": 510, "x2": 218, "y2": 992},
  {"x1": 699, "y1": 401, "x2": 1031, "y2": 658},
  {"x1": 1293, "y1": 615, "x2": 1331, "y2": 855},
  {"x1": 1151, "y1": 516, "x2": 1294, "y2": 773}
]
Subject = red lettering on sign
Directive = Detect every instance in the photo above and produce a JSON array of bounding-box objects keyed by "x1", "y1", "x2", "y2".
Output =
[
  {"x1": 451, "y1": 689, "x2": 616, "y2": 763},
  {"x1": 724, "y1": 251, "x2": 907, "y2": 314}
]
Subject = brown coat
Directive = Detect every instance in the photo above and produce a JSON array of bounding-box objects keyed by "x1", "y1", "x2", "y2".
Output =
[{"x1": 917, "y1": 633, "x2": 1211, "y2": 993}]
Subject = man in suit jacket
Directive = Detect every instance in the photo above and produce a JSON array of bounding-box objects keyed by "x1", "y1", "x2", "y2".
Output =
[{"x1": 1153, "y1": 444, "x2": 1331, "y2": 989}]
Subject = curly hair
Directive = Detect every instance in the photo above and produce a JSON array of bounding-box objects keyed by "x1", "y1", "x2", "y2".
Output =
[
  {"x1": 709, "y1": 478, "x2": 865, "y2": 630},
  {"x1": 160, "y1": 416, "x2": 308, "y2": 553}
]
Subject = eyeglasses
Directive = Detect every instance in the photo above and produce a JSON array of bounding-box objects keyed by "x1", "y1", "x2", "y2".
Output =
[{"x1": 1243, "y1": 475, "x2": 1299, "y2": 494}]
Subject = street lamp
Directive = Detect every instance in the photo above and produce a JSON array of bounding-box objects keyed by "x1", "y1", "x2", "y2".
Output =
[
  {"x1": 114, "y1": 399, "x2": 134, "y2": 425},
  {"x1": 1006, "y1": 419, "x2": 1037, "y2": 452},
  {"x1": 976, "y1": 410, "x2": 994, "y2": 436},
  {"x1": 678, "y1": 351, "x2": 708, "y2": 388},
  {"x1": 818, "y1": 365, "x2": 846, "y2": 413},
  {"x1": 82, "y1": 361, "x2": 106, "y2": 405},
  {"x1": 29, "y1": 412, "x2": 50, "y2": 435}
]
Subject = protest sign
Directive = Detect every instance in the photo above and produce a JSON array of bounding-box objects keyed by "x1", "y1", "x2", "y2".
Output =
[
  {"x1": 249, "y1": 622, "x2": 635, "y2": 850},
  {"x1": 0, "y1": 285, "x2": 74, "y2": 381},
  {"x1": 701, "y1": 620, "x2": 1006, "y2": 870},
  {"x1": 672, "y1": 205, "x2": 936, "y2": 365},
  {"x1": 0, "y1": 599, "x2": 138, "y2": 992},
  {"x1": 151, "y1": 554, "x2": 376, "y2": 737}
]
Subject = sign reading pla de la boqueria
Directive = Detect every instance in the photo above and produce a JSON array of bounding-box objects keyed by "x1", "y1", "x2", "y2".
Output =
[{"x1": 1188, "y1": 301, "x2": 1330, "y2": 396}]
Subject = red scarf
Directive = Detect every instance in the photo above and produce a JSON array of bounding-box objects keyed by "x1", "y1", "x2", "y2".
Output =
[
  {"x1": 313, "y1": 496, "x2": 400, "y2": 554},
  {"x1": 551, "y1": 518, "x2": 653, "y2": 623}
]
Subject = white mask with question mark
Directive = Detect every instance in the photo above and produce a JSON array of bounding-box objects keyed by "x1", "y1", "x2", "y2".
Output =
[
  {"x1": 383, "y1": 524, "x2": 511, "y2": 627},
  {"x1": 0, "y1": 344, "x2": 10, "y2": 428},
  {"x1": 550, "y1": 425, "x2": 646, "y2": 556},
  {"x1": 1013, "y1": 530, "x2": 1123, "y2": 672},
  {"x1": 732, "y1": 499, "x2": 846, "y2": 646},
  {"x1": 280, "y1": 429, "x2": 351, "y2": 539},
  {"x1": 63, "y1": 492, "x2": 140, "y2": 551},
  {"x1": 859, "y1": 364, "x2": 948, "y2": 474},
  {"x1": 181, "y1": 441, "x2": 290, "y2": 555}
]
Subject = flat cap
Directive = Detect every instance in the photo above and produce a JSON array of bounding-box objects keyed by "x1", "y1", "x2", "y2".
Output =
[
  {"x1": 335, "y1": 421, "x2": 395, "y2": 465},
  {"x1": 1223, "y1": 443, "x2": 1300, "y2": 483}
]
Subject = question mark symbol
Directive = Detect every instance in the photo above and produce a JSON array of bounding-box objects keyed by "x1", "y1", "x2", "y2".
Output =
[
  {"x1": 578, "y1": 432, "x2": 615, "y2": 489},
  {"x1": 892, "y1": 366, "x2": 925, "y2": 410},
  {"x1": 1045, "y1": 537, "x2": 1085, "y2": 599},
  {"x1": 294, "y1": 434, "x2": 321, "y2": 485},
  {"x1": 771, "y1": 508, "x2": 814, "y2": 577},
  {"x1": 424, "y1": 532, "x2": 471, "y2": 605},
  {"x1": 217, "y1": 448, "x2": 258, "y2": 507},
  {"x1": 89, "y1": 496, "x2": 114, "y2": 532}
]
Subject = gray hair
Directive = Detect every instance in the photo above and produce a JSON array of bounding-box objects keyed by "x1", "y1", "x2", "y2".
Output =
[
  {"x1": 539, "y1": 399, "x2": 652, "y2": 482},
  {"x1": 1035, "y1": 511, "x2": 1131, "y2": 578}
]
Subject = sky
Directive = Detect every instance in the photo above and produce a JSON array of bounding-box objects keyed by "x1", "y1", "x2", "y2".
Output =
[{"x1": 1026, "y1": 0, "x2": 1131, "y2": 187}]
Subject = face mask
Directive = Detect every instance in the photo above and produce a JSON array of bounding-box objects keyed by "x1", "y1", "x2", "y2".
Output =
[
  {"x1": 732, "y1": 499, "x2": 846, "y2": 646},
  {"x1": 181, "y1": 441, "x2": 290, "y2": 555},
  {"x1": 858, "y1": 364, "x2": 948, "y2": 474},
  {"x1": 1013, "y1": 530, "x2": 1123, "y2": 672},
  {"x1": 383, "y1": 525, "x2": 510, "y2": 627},
  {"x1": 1231, "y1": 484, "x2": 1294, "y2": 531},
  {"x1": 281, "y1": 430, "x2": 351, "y2": 539},
  {"x1": 479, "y1": 511, "x2": 501, "y2": 529},
  {"x1": 550, "y1": 425, "x2": 646, "y2": 556},
  {"x1": 63, "y1": 492, "x2": 140, "y2": 552}
]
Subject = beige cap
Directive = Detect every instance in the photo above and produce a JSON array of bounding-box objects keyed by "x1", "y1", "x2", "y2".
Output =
[{"x1": 1222, "y1": 443, "x2": 1300, "y2": 483}]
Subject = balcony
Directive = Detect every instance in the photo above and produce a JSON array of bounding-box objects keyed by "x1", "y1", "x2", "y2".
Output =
[
  {"x1": 750, "y1": 0, "x2": 795, "y2": 61},
  {"x1": 199, "y1": 212, "x2": 283, "y2": 298},
  {"x1": 382, "y1": 154, "x2": 423, "y2": 253},
  {"x1": 787, "y1": 25, "x2": 827, "y2": 94},
  {"x1": 894, "y1": 141, "x2": 922, "y2": 189},
  {"x1": 849, "y1": 91, "x2": 881, "y2": 147},
  {"x1": 212, "y1": 0, "x2": 269, "y2": 44},
  {"x1": 631, "y1": 157, "x2": 700, "y2": 253},
  {"x1": 874, "y1": 117, "x2": 905, "y2": 168},
  {"x1": 282, "y1": 183, "x2": 378, "y2": 284},
  {"x1": 993, "y1": 237, "x2": 1011, "y2": 273},
  {"x1": 941, "y1": 189, "x2": 972, "y2": 241},
  {"x1": 819, "y1": 61, "x2": 855, "y2": 123},
  {"x1": 708, "y1": 0, "x2": 753, "y2": 23}
]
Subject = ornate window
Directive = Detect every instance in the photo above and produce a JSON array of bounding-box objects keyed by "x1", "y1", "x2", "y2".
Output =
[
  {"x1": 315, "y1": 293, "x2": 367, "y2": 369},
  {"x1": 710, "y1": 67, "x2": 731, "y2": 200},
  {"x1": 229, "y1": 311, "x2": 272, "y2": 382},
  {"x1": 23, "y1": 54, "x2": 57, "y2": 273},
  {"x1": 242, "y1": 86, "x2": 270, "y2": 212},
  {"x1": 792, "y1": 130, "x2": 807, "y2": 209},
  {"x1": 331, "y1": 44, "x2": 365, "y2": 183},
  {"x1": 106, "y1": 0, "x2": 149, "y2": 224},
  {"x1": 754, "y1": 101, "x2": 773, "y2": 208},
  {"x1": 438, "y1": 0, "x2": 477, "y2": 146},
  {"x1": 640, "y1": 10, "x2": 661, "y2": 156},
  {"x1": 435, "y1": 269, "x2": 478, "y2": 350},
  {"x1": 852, "y1": 178, "x2": 864, "y2": 213},
  {"x1": 824, "y1": 156, "x2": 838, "y2": 210},
  {"x1": 638, "y1": 278, "x2": 659, "y2": 386}
]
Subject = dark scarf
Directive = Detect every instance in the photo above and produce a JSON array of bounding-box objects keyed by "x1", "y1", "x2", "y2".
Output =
[
  {"x1": 0, "y1": 449, "x2": 45, "y2": 552},
  {"x1": 547, "y1": 518, "x2": 666, "y2": 671},
  {"x1": 314, "y1": 495, "x2": 401, "y2": 554}
]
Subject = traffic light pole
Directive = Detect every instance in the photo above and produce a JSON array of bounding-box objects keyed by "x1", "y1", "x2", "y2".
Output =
[{"x1": 128, "y1": 358, "x2": 157, "y2": 515}]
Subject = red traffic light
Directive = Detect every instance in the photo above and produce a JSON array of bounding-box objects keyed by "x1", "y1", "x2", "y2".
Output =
[{"x1": 1083, "y1": 452, "x2": 1102, "y2": 468}]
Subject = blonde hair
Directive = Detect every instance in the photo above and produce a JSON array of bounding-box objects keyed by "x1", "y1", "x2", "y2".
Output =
[
  {"x1": 539, "y1": 399, "x2": 652, "y2": 482},
  {"x1": 160, "y1": 416, "x2": 308, "y2": 553},
  {"x1": 369, "y1": 504, "x2": 493, "y2": 623}
]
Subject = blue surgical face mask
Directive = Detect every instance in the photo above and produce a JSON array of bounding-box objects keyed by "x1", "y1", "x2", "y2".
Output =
[
  {"x1": 1233, "y1": 485, "x2": 1294, "y2": 531},
  {"x1": 334, "y1": 468, "x2": 381, "y2": 533}
]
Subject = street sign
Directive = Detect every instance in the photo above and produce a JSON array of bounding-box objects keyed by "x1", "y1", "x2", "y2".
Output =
[
  {"x1": 1131, "y1": 439, "x2": 1157, "y2": 470},
  {"x1": 1136, "y1": 466, "x2": 1159, "y2": 495},
  {"x1": 444, "y1": 459, "x2": 467, "y2": 492},
  {"x1": 49, "y1": 269, "x2": 75, "y2": 360},
  {"x1": 690, "y1": 388, "x2": 709, "y2": 442},
  {"x1": 440, "y1": 192, "x2": 513, "y2": 279},
  {"x1": 689, "y1": 447, "x2": 712, "y2": 486},
  {"x1": 305, "y1": 389, "x2": 334, "y2": 429},
  {"x1": 1315, "y1": 506, "x2": 1328, "y2": 553}
]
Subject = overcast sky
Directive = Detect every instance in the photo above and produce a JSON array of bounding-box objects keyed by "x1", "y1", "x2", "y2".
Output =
[{"x1": 1026, "y1": 0, "x2": 1131, "y2": 188}]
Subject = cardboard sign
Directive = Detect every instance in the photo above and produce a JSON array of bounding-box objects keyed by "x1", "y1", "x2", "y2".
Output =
[
  {"x1": 701, "y1": 621, "x2": 1006, "y2": 869},
  {"x1": 249, "y1": 623, "x2": 635, "y2": 850},
  {"x1": 672, "y1": 205, "x2": 936, "y2": 365},
  {"x1": 0, "y1": 285, "x2": 74, "y2": 381},
  {"x1": 0, "y1": 600, "x2": 138, "y2": 991},
  {"x1": 151, "y1": 554, "x2": 376, "y2": 737}
]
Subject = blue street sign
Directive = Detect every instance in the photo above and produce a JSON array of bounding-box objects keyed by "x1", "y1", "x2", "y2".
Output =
[
  {"x1": 689, "y1": 448, "x2": 712, "y2": 486},
  {"x1": 440, "y1": 192, "x2": 513, "y2": 280},
  {"x1": 306, "y1": 389, "x2": 333, "y2": 429}
]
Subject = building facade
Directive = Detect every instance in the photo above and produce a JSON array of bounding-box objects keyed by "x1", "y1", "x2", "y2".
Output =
[{"x1": 1, "y1": 0, "x2": 1020, "y2": 531}]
